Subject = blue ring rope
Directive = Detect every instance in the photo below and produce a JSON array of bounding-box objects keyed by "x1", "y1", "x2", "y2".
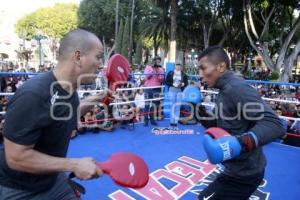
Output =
[{"x1": 0, "y1": 72, "x2": 299, "y2": 87}]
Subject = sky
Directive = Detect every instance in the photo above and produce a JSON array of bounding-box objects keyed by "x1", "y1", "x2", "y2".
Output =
[
  {"x1": 0, "y1": 0, "x2": 81, "y2": 58},
  {"x1": 0, "y1": 0, "x2": 80, "y2": 38},
  {"x1": 0, "y1": 0, "x2": 80, "y2": 19}
]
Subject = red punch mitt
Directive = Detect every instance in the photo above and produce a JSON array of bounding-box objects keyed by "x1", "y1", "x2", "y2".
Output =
[
  {"x1": 106, "y1": 54, "x2": 130, "y2": 91},
  {"x1": 97, "y1": 152, "x2": 149, "y2": 188}
]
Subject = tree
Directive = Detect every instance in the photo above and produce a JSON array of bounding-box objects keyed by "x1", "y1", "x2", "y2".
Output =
[
  {"x1": 15, "y1": 15, "x2": 37, "y2": 40},
  {"x1": 218, "y1": 0, "x2": 244, "y2": 46},
  {"x1": 122, "y1": 17, "x2": 130, "y2": 58},
  {"x1": 243, "y1": 0, "x2": 300, "y2": 81},
  {"x1": 79, "y1": 0, "x2": 150, "y2": 63},
  {"x1": 16, "y1": 3, "x2": 78, "y2": 39},
  {"x1": 15, "y1": 3, "x2": 78, "y2": 61},
  {"x1": 79, "y1": 0, "x2": 134, "y2": 46},
  {"x1": 140, "y1": 1, "x2": 170, "y2": 56},
  {"x1": 79, "y1": 0, "x2": 116, "y2": 46},
  {"x1": 192, "y1": 0, "x2": 224, "y2": 48}
]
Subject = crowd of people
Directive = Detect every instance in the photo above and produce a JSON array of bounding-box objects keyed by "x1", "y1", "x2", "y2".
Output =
[
  {"x1": 0, "y1": 58, "x2": 300, "y2": 145},
  {"x1": 76, "y1": 57, "x2": 165, "y2": 137}
]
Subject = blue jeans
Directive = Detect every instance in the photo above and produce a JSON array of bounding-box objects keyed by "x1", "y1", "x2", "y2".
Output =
[
  {"x1": 0, "y1": 173, "x2": 79, "y2": 200},
  {"x1": 144, "y1": 88, "x2": 161, "y2": 122},
  {"x1": 169, "y1": 87, "x2": 182, "y2": 124}
]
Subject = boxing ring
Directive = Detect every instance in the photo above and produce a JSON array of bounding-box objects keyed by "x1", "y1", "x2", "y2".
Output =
[
  {"x1": 67, "y1": 121, "x2": 300, "y2": 200},
  {"x1": 0, "y1": 71, "x2": 300, "y2": 199}
]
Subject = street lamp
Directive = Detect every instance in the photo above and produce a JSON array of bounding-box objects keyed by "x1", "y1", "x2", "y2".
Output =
[
  {"x1": 33, "y1": 32, "x2": 47, "y2": 66},
  {"x1": 191, "y1": 49, "x2": 196, "y2": 67},
  {"x1": 194, "y1": 54, "x2": 198, "y2": 67}
]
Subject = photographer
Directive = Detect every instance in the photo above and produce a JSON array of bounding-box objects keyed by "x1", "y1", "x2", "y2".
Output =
[{"x1": 143, "y1": 56, "x2": 164, "y2": 126}]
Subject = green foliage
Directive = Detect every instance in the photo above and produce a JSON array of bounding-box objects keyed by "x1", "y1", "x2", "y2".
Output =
[
  {"x1": 78, "y1": 0, "x2": 116, "y2": 44},
  {"x1": 78, "y1": 0, "x2": 138, "y2": 46},
  {"x1": 16, "y1": 3, "x2": 78, "y2": 39},
  {"x1": 270, "y1": 71, "x2": 279, "y2": 80},
  {"x1": 142, "y1": 37, "x2": 154, "y2": 49},
  {"x1": 15, "y1": 14, "x2": 37, "y2": 39},
  {"x1": 140, "y1": 2, "x2": 170, "y2": 49}
]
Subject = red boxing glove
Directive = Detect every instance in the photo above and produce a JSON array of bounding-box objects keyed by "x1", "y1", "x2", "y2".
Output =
[{"x1": 205, "y1": 127, "x2": 231, "y2": 139}]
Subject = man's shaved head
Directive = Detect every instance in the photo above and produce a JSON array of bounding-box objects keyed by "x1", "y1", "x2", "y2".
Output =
[{"x1": 58, "y1": 29, "x2": 101, "y2": 59}]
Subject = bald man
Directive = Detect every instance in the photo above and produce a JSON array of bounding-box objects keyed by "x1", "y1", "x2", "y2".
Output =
[{"x1": 0, "y1": 29, "x2": 104, "y2": 200}]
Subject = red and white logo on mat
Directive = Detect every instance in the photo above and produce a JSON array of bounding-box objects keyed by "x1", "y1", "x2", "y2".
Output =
[{"x1": 108, "y1": 156, "x2": 270, "y2": 200}]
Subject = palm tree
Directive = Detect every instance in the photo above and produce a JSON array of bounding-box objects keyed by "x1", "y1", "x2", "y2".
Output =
[
  {"x1": 140, "y1": 3, "x2": 170, "y2": 56},
  {"x1": 129, "y1": 0, "x2": 135, "y2": 64},
  {"x1": 115, "y1": 0, "x2": 119, "y2": 43},
  {"x1": 169, "y1": 0, "x2": 178, "y2": 62}
]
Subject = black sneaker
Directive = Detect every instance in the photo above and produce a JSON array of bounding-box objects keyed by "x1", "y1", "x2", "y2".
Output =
[
  {"x1": 150, "y1": 121, "x2": 158, "y2": 126},
  {"x1": 172, "y1": 124, "x2": 178, "y2": 130},
  {"x1": 144, "y1": 120, "x2": 149, "y2": 126}
]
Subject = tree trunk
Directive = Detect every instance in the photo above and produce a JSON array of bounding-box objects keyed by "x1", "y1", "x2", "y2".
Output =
[
  {"x1": 244, "y1": 0, "x2": 300, "y2": 82},
  {"x1": 275, "y1": 17, "x2": 300, "y2": 71},
  {"x1": 103, "y1": 36, "x2": 107, "y2": 64},
  {"x1": 202, "y1": 23, "x2": 212, "y2": 49},
  {"x1": 154, "y1": 37, "x2": 159, "y2": 57},
  {"x1": 243, "y1": 0, "x2": 275, "y2": 71},
  {"x1": 247, "y1": 0, "x2": 259, "y2": 39},
  {"x1": 202, "y1": 24, "x2": 208, "y2": 48},
  {"x1": 169, "y1": 0, "x2": 178, "y2": 62},
  {"x1": 170, "y1": 0, "x2": 177, "y2": 43},
  {"x1": 219, "y1": 30, "x2": 232, "y2": 46},
  {"x1": 129, "y1": 0, "x2": 135, "y2": 64},
  {"x1": 121, "y1": 17, "x2": 130, "y2": 58},
  {"x1": 107, "y1": 44, "x2": 115, "y2": 62},
  {"x1": 144, "y1": 49, "x2": 149, "y2": 65},
  {"x1": 115, "y1": 0, "x2": 119, "y2": 43},
  {"x1": 280, "y1": 39, "x2": 300, "y2": 81},
  {"x1": 279, "y1": 61, "x2": 290, "y2": 82}
]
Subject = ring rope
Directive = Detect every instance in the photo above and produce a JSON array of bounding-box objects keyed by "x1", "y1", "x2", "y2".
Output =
[
  {"x1": 202, "y1": 90, "x2": 300, "y2": 104},
  {"x1": 0, "y1": 90, "x2": 105, "y2": 96},
  {"x1": 77, "y1": 90, "x2": 105, "y2": 94},
  {"x1": 1, "y1": 71, "x2": 300, "y2": 87},
  {"x1": 109, "y1": 97, "x2": 164, "y2": 106},
  {"x1": 0, "y1": 93, "x2": 14, "y2": 96},
  {"x1": 116, "y1": 85, "x2": 165, "y2": 91},
  {"x1": 0, "y1": 72, "x2": 39, "y2": 76},
  {"x1": 80, "y1": 110, "x2": 158, "y2": 124}
]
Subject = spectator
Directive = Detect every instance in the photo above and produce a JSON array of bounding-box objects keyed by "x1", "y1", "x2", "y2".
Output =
[
  {"x1": 94, "y1": 105, "x2": 114, "y2": 132},
  {"x1": 133, "y1": 65, "x2": 145, "y2": 87},
  {"x1": 134, "y1": 89, "x2": 145, "y2": 122},
  {"x1": 143, "y1": 56, "x2": 164, "y2": 126},
  {"x1": 165, "y1": 63, "x2": 188, "y2": 130},
  {"x1": 83, "y1": 111, "x2": 98, "y2": 132},
  {"x1": 0, "y1": 117, "x2": 4, "y2": 144},
  {"x1": 95, "y1": 68, "x2": 108, "y2": 90}
]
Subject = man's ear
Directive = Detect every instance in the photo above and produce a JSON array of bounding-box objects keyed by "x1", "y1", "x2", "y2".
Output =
[
  {"x1": 217, "y1": 62, "x2": 227, "y2": 73},
  {"x1": 75, "y1": 50, "x2": 81, "y2": 67}
]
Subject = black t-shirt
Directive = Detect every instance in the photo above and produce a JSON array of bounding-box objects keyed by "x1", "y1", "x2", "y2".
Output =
[{"x1": 0, "y1": 71, "x2": 79, "y2": 192}]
